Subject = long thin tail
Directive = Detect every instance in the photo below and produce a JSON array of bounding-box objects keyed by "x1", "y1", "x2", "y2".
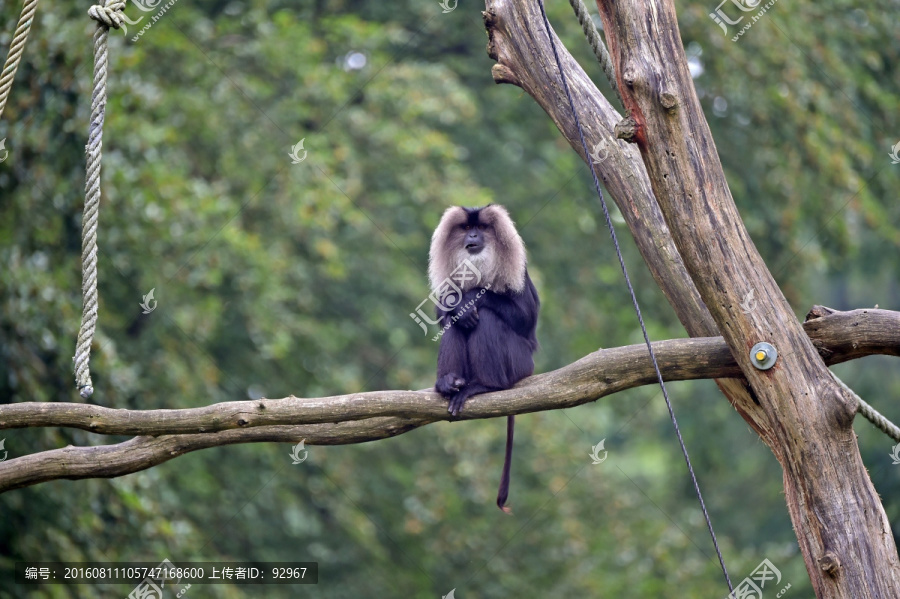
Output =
[{"x1": 496, "y1": 415, "x2": 515, "y2": 513}]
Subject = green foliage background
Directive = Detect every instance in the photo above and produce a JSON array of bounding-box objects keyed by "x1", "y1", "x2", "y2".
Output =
[{"x1": 0, "y1": 0, "x2": 898, "y2": 597}]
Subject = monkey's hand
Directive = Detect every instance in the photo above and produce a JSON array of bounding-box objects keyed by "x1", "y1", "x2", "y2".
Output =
[
  {"x1": 455, "y1": 305, "x2": 479, "y2": 331},
  {"x1": 436, "y1": 373, "x2": 465, "y2": 398}
]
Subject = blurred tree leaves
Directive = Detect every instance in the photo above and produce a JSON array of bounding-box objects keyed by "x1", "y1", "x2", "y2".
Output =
[{"x1": 0, "y1": 0, "x2": 898, "y2": 597}]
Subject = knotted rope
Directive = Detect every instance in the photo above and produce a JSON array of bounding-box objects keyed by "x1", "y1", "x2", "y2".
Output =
[
  {"x1": 0, "y1": 0, "x2": 40, "y2": 122},
  {"x1": 87, "y1": 1, "x2": 128, "y2": 30},
  {"x1": 74, "y1": 0, "x2": 126, "y2": 398}
]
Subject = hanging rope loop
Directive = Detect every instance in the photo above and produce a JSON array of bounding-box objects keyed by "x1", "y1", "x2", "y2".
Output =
[{"x1": 74, "y1": 0, "x2": 125, "y2": 398}]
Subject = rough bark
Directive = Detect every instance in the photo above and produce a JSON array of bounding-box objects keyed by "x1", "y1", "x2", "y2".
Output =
[
  {"x1": 593, "y1": 0, "x2": 900, "y2": 596},
  {"x1": 1, "y1": 307, "x2": 896, "y2": 493}
]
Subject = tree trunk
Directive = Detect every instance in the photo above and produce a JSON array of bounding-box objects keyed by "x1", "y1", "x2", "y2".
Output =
[{"x1": 592, "y1": 0, "x2": 900, "y2": 596}]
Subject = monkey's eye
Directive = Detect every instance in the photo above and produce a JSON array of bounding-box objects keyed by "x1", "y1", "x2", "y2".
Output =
[
  {"x1": 463, "y1": 225, "x2": 472, "y2": 231},
  {"x1": 478, "y1": 224, "x2": 488, "y2": 231}
]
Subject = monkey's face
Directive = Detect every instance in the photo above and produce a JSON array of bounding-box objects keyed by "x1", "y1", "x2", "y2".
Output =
[
  {"x1": 452, "y1": 213, "x2": 497, "y2": 282},
  {"x1": 429, "y1": 204, "x2": 526, "y2": 295},
  {"x1": 462, "y1": 222, "x2": 491, "y2": 255}
]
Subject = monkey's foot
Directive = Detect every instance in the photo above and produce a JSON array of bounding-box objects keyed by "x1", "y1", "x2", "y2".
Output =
[
  {"x1": 436, "y1": 373, "x2": 465, "y2": 397},
  {"x1": 448, "y1": 392, "x2": 468, "y2": 417}
]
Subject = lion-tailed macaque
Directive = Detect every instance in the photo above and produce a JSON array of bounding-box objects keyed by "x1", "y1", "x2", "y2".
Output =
[{"x1": 429, "y1": 204, "x2": 539, "y2": 512}]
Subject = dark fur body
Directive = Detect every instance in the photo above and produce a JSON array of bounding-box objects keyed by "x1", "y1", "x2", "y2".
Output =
[
  {"x1": 430, "y1": 205, "x2": 540, "y2": 511},
  {"x1": 435, "y1": 275, "x2": 539, "y2": 405}
]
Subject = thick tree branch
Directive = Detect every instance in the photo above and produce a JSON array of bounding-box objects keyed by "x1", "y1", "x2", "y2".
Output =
[
  {"x1": 1, "y1": 308, "x2": 896, "y2": 436},
  {"x1": 0, "y1": 418, "x2": 425, "y2": 493},
  {"x1": 0, "y1": 307, "x2": 896, "y2": 493}
]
